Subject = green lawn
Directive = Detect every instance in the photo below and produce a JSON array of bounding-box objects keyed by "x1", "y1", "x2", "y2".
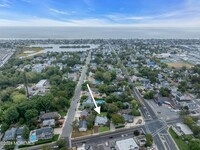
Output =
[
  {"x1": 58, "y1": 110, "x2": 67, "y2": 116},
  {"x1": 71, "y1": 129, "x2": 93, "y2": 138},
  {"x1": 19, "y1": 134, "x2": 59, "y2": 149},
  {"x1": 98, "y1": 112, "x2": 107, "y2": 117},
  {"x1": 169, "y1": 127, "x2": 190, "y2": 150},
  {"x1": 99, "y1": 126, "x2": 110, "y2": 133}
]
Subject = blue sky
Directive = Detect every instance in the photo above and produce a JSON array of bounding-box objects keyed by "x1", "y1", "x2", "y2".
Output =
[{"x1": 0, "y1": 0, "x2": 199, "y2": 27}]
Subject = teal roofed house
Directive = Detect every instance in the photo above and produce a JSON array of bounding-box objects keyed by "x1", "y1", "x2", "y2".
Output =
[
  {"x1": 96, "y1": 100, "x2": 105, "y2": 105},
  {"x1": 95, "y1": 80, "x2": 100, "y2": 85}
]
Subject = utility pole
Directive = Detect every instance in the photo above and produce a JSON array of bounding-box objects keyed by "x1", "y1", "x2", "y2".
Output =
[{"x1": 23, "y1": 71, "x2": 29, "y2": 97}]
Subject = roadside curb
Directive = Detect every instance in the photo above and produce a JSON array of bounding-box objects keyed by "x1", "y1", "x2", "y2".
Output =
[{"x1": 167, "y1": 126, "x2": 180, "y2": 150}]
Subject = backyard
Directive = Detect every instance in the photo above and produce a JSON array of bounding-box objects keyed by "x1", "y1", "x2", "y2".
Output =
[
  {"x1": 71, "y1": 128, "x2": 93, "y2": 138},
  {"x1": 99, "y1": 126, "x2": 110, "y2": 133}
]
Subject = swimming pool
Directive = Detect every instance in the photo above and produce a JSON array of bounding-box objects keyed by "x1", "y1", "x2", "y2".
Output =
[{"x1": 30, "y1": 130, "x2": 37, "y2": 143}]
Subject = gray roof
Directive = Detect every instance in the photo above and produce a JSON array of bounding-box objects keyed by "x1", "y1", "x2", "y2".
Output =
[
  {"x1": 81, "y1": 110, "x2": 89, "y2": 116},
  {"x1": 16, "y1": 126, "x2": 25, "y2": 136},
  {"x1": 95, "y1": 116, "x2": 108, "y2": 125},
  {"x1": 82, "y1": 100, "x2": 94, "y2": 108},
  {"x1": 42, "y1": 119, "x2": 55, "y2": 127},
  {"x1": 123, "y1": 114, "x2": 133, "y2": 123},
  {"x1": 79, "y1": 120, "x2": 87, "y2": 129},
  {"x1": 40, "y1": 112, "x2": 60, "y2": 120},
  {"x1": 3, "y1": 127, "x2": 17, "y2": 141},
  {"x1": 35, "y1": 127, "x2": 53, "y2": 136}
]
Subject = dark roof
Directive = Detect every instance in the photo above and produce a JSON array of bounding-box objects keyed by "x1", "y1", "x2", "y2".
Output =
[
  {"x1": 79, "y1": 120, "x2": 87, "y2": 129},
  {"x1": 123, "y1": 114, "x2": 133, "y2": 122},
  {"x1": 16, "y1": 126, "x2": 24, "y2": 135},
  {"x1": 40, "y1": 112, "x2": 60, "y2": 120},
  {"x1": 35, "y1": 127, "x2": 53, "y2": 136}
]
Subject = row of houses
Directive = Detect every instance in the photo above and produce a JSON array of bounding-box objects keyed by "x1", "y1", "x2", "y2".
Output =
[{"x1": 2, "y1": 111, "x2": 62, "y2": 144}]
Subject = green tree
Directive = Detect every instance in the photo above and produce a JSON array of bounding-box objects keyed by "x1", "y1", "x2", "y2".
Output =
[
  {"x1": 42, "y1": 145, "x2": 52, "y2": 150},
  {"x1": 4, "y1": 106, "x2": 19, "y2": 124},
  {"x1": 159, "y1": 87, "x2": 170, "y2": 97},
  {"x1": 1, "y1": 123, "x2": 9, "y2": 133},
  {"x1": 106, "y1": 104, "x2": 119, "y2": 113},
  {"x1": 25, "y1": 109, "x2": 38, "y2": 123},
  {"x1": 131, "y1": 108, "x2": 141, "y2": 116},
  {"x1": 103, "y1": 72, "x2": 112, "y2": 82},
  {"x1": 144, "y1": 91, "x2": 154, "y2": 99},
  {"x1": 11, "y1": 92, "x2": 27, "y2": 103},
  {"x1": 86, "y1": 114, "x2": 96, "y2": 130},
  {"x1": 36, "y1": 94, "x2": 53, "y2": 112},
  {"x1": 183, "y1": 116, "x2": 194, "y2": 127},
  {"x1": 131, "y1": 99, "x2": 138, "y2": 108},
  {"x1": 111, "y1": 114, "x2": 125, "y2": 125},
  {"x1": 145, "y1": 134, "x2": 153, "y2": 147},
  {"x1": 22, "y1": 125, "x2": 30, "y2": 141},
  {"x1": 189, "y1": 139, "x2": 200, "y2": 150},
  {"x1": 94, "y1": 71, "x2": 103, "y2": 80},
  {"x1": 56, "y1": 139, "x2": 67, "y2": 149}
]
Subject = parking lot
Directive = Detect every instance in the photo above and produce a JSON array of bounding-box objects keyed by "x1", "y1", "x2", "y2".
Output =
[{"x1": 147, "y1": 100, "x2": 179, "y2": 121}]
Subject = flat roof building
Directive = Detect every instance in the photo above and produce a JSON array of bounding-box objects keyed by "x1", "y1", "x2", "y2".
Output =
[
  {"x1": 116, "y1": 138, "x2": 139, "y2": 150},
  {"x1": 172, "y1": 123, "x2": 193, "y2": 136}
]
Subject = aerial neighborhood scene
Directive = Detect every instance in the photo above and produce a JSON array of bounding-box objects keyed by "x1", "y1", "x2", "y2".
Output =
[{"x1": 0, "y1": 0, "x2": 200, "y2": 150}]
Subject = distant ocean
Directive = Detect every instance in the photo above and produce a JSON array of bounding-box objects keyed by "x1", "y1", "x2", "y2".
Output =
[{"x1": 0, "y1": 27, "x2": 200, "y2": 39}]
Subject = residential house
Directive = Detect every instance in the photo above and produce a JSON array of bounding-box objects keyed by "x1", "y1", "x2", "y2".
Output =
[
  {"x1": 82, "y1": 99, "x2": 94, "y2": 108},
  {"x1": 95, "y1": 116, "x2": 108, "y2": 125},
  {"x1": 78, "y1": 120, "x2": 87, "y2": 132},
  {"x1": 16, "y1": 126, "x2": 27, "y2": 144},
  {"x1": 42, "y1": 119, "x2": 55, "y2": 127},
  {"x1": 90, "y1": 63, "x2": 97, "y2": 70},
  {"x1": 72, "y1": 64, "x2": 82, "y2": 72},
  {"x1": 35, "y1": 79, "x2": 50, "y2": 89},
  {"x1": 68, "y1": 72, "x2": 78, "y2": 81},
  {"x1": 80, "y1": 109, "x2": 89, "y2": 120},
  {"x1": 140, "y1": 78, "x2": 150, "y2": 85},
  {"x1": 123, "y1": 102, "x2": 132, "y2": 109},
  {"x1": 39, "y1": 112, "x2": 61, "y2": 122},
  {"x1": 147, "y1": 61, "x2": 156, "y2": 67},
  {"x1": 29, "y1": 127, "x2": 53, "y2": 143},
  {"x1": 96, "y1": 100, "x2": 106, "y2": 105},
  {"x1": 3, "y1": 127, "x2": 17, "y2": 141},
  {"x1": 122, "y1": 114, "x2": 134, "y2": 123},
  {"x1": 32, "y1": 64, "x2": 45, "y2": 73},
  {"x1": 130, "y1": 75, "x2": 141, "y2": 83}
]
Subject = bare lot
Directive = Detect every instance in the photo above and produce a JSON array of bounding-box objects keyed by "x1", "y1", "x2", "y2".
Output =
[{"x1": 166, "y1": 61, "x2": 193, "y2": 69}]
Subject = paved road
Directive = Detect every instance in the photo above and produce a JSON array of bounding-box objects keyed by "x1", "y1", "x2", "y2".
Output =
[
  {"x1": 23, "y1": 51, "x2": 92, "y2": 150},
  {"x1": 60, "y1": 51, "x2": 91, "y2": 144},
  {"x1": 72, "y1": 126, "x2": 145, "y2": 147},
  {"x1": 107, "y1": 41, "x2": 178, "y2": 150}
]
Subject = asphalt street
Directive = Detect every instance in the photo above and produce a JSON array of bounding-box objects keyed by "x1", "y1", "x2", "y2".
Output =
[
  {"x1": 107, "y1": 41, "x2": 178, "y2": 150},
  {"x1": 60, "y1": 51, "x2": 91, "y2": 144},
  {"x1": 72, "y1": 126, "x2": 145, "y2": 147}
]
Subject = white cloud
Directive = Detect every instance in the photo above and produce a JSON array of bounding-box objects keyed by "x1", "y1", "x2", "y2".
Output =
[
  {"x1": 0, "y1": 0, "x2": 199, "y2": 27},
  {"x1": 0, "y1": 18, "x2": 111, "y2": 26},
  {"x1": 0, "y1": 17, "x2": 199, "y2": 27},
  {"x1": 0, "y1": 0, "x2": 10, "y2": 7},
  {"x1": 49, "y1": 8, "x2": 69, "y2": 15}
]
